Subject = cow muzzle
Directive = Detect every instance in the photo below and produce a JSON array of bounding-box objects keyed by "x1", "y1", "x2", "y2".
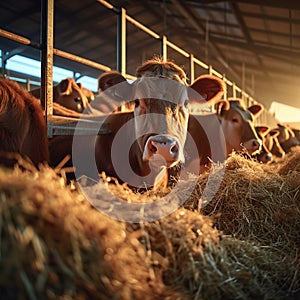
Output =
[
  {"x1": 242, "y1": 138, "x2": 262, "y2": 155},
  {"x1": 142, "y1": 135, "x2": 183, "y2": 167}
]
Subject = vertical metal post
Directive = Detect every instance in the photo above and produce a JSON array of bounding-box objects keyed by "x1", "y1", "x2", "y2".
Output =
[
  {"x1": 232, "y1": 82, "x2": 236, "y2": 99},
  {"x1": 189, "y1": 53, "x2": 194, "y2": 84},
  {"x1": 160, "y1": 35, "x2": 167, "y2": 61},
  {"x1": 241, "y1": 61, "x2": 245, "y2": 95},
  {"x1": 1, "y1": 51, "x2": 7, "y2": 77},
  {"x1": 117, "y1": 7, "x2": 126, "y2": 76},
  {"x1": 26, "y1": 79, "x2": 30, "y2": 91},
  {"x1": 222, "y1": 74, "x2": 227, "y2": 100},
  {"x1": 41, "y1": 0, "x2": 53, "y2": 119}
]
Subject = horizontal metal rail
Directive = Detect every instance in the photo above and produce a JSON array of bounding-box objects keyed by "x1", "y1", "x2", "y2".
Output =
[
  {"x1": 53, "y1": 49, "x2": 112, "y2": 72},
  {"x1": 1, "y1": 0, "x2": 279, "y2": 128},
  {"x1": 126, "y1": 15, "x2": 160, "y2": 39},
  {"x1": 166, "y1": 40, "x2": 190, "y2": 58}
]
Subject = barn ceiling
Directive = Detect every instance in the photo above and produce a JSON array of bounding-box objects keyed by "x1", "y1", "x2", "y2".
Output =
[{"x1": 0, "y1": 0, "x2": 300, "y2": 111}]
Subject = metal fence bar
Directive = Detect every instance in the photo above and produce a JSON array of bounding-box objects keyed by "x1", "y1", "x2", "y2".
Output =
[
  {"x1": 161, "y1": 35, "x2": 168, "y2": 61},
  {"x1": 165, "y1": 40, "x2": 190, "y2": 58},
  {"x1": 117, "y1": 8, "x2": 126, "y2": 76},
  {"x1": 53, "y1": 49, "x2": 111, "y2": 72},
  {"x1": 126, "y1": 15, "x2": 160, "y2": 39},
  {"x1": 41, "y1": 0, "x2": 54, "y2": 118},
  {"x1": 0, "y1": 29, "x2": 31, "y2": 46},
  {"x1": 189, "y1": 54, "x2": 195, "y2": 83},
  {"x1": 193, "y1": 57, "x2": 209, "y2": 70}
]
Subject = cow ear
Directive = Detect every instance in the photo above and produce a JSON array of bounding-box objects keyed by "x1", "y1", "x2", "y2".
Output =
[
  {"x1": 77, "y1": 82, "x2": 83, "y2": 89},
  {"x1": 98, "y1": 71, "x2": 127, "y2": 91},
  {"x1": 256, "y1": 126, "x2": 270, "y2": 137},
  {"x1": 269, "y1": 129, "x2": 280, "y2": 138},
  {"x1": 59, "y1": 78, "x2": 72, "y2": 95},
  {"x1": 189, "y1": 75, "x2": 225, "y2": 104},
  {"x1": 248, "y1": 104, "x2": 263, "y2": 117},
  {"x1": 215, "y1": 100, "x2": 230, "y2": 115}
]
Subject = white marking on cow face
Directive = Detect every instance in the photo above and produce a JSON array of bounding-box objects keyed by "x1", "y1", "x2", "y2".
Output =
[{"x1": 132, "y1": 77, "x2": 189, "y2": 167}]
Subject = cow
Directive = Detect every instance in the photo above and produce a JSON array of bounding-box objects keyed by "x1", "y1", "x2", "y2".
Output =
[
  {"x1": 185, "y1": 98, "x2": 263, "y2": 173},
  {"x1": 263, "y1": 128, "x2": 286, "y2": 159},
  {"x1": 30, "y1": 78, "x2": 94, "y2": 116},
  {"x1": 0, "y1": 77, "x2": 49, "y2": 167},
  {"x1": 275, "y1": 123, "x2": 300, "y2": 153},
  {"x1": 90, "y1": 70, "x2": 134, "y2": 113},
  {"x1": 253, "y1": 126, "x2": 273, "y2": 163}
]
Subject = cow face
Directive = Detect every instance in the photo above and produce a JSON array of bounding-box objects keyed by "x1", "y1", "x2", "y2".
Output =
[
  {"x1": 216, "y1": 99, "x2": 263, "y2": 156},
  {"x1": 94, "y1": 59, "x2": 225, "y2": 189},
  {"x1": 132, "y1": 59, "x2": 225, "y2": 171},
  {"x1": 254, "y1": 126, "x2": 273, "y2": 163},
  {"x1": 133, "y1": 76, "x2": 189, "y2": 168},
  {"x1": 276, "y1": 123, "x2": 300, "y2": 152},
  {"x1": 54, "y1": 78, "x2": 90, "y2": 113},
  {"x1": 264, "y1": 129, "x2": 285, "y2": 158}
]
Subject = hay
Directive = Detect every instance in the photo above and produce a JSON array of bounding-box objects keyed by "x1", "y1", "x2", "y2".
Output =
[
  {"x1": 0, "y1": 164, "x2": 181, "y2": 299},
  {"x1": 184, "y1": 153, "x2": 300, "y2": 249},
  {"x1": 0, "y1": 150, "x2": 299, "y2": 299},
  {"x1": 276, "y1": 146, "x2": 300, "y2": 175}
]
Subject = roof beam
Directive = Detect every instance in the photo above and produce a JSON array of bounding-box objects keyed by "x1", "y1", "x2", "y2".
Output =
[
  {"x1": 169, "y1": 0, "x2": 242, "y2": 82},
  {"x1": 229, "y1": 2, "x2": 271, "y2": 80},
  {"x1": 228, "y1": 0, "x2": 300, "y2": 10}
]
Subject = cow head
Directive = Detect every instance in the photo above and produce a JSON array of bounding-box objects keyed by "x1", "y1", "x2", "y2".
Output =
[
  {"x1": 133, "y1": 58, "x2": 225, "y2": 174},
  {"x1": 215, "y1": 99, "x2": 263, "y2": 156},
  {"x1": 95, "y1": 58, "x2": 225, "y2": 188},
  {"x1": 254, "y1": 126, "x2": 273, "y2": 163},
  {"x1": 264, "y1": 129, "x2": 285, "y2": 158},
  {"x1": 276, "y1": 123, "x2": 300, "y2": 152},
  {"x1": 77, "y1": 82, "x2": 95, "y2": 103},
  {"x1": 53, "y1": 78, "x2": 90, "y2": 113},
  {"x1": 96, "y1": 71, "x2": 133, "y2": 113}
]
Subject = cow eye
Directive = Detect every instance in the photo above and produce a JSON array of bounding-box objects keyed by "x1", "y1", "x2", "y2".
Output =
[
  {"x1": 74, "y1": 97, "x2": 81, "y2": 102},
  {"x1": 184, "y1": 99, "x2": 189, "y2": 107},
  {"x1": 134, "y1": 99, "x2": 140, "y2": 107},
  {"x1": 232, "y1": 118, "x2": 239, "y2": 123}
]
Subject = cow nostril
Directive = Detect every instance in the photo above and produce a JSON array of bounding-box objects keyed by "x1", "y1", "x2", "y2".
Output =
[{"x1": 171, "y1": 143, "x2": 178, "y2": 155}]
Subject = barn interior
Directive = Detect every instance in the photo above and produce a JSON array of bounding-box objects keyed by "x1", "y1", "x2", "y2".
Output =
[{"x1": 0, "y1": 0, "x2": 300, "y2": 122}]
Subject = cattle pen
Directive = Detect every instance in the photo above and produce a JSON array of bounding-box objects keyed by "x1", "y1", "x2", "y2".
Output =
[
  {"x1": 0, "y1": 0, "x2": 279, "y2": 138},
  {"x1": 0, "y1": 1, "x2": 299, "y2": 300}
]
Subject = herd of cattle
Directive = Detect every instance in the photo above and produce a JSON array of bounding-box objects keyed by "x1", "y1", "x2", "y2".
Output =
[{"x1": 0, "y1": 57, "x2": 299, "y2": 189}]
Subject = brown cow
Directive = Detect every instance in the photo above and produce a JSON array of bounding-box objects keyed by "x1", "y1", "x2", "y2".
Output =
[
  {"x1": 0, "y1": 77, "x2": 49, "y2": 166},
  {"x1": 216, "y1": 99, "x2": 263, "y2": 156},
  {"x1": 253, "y1": 126, "x2": 273, "y2": 163},
  {"x1": 263, "y1": 128, "x2": 286, "y2": 159},
  {"x1": 275, "y1": 123, "x2": 300, "y2": 153},
  {"x1": 91, "y1": 70, "x2": 134, "y2": 113},
  {"x1": 185, "y1": 99, "x2": 263, "y2": 173},
  {"x1": 30, "y1": 78, "x2": 94, "y2": 115}
]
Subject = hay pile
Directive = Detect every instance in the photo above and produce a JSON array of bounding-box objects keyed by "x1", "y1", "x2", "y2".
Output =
[
  {"x1": 0, "y1": 149, "x2": 299, "y2": 299},
  {"x1": 0, "y1": 164, "x2": 180, "y2": 299}
]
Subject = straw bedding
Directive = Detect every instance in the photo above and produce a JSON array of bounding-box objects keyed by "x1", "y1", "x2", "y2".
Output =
[{"x1": 0, "y1": 148, "x2": 299, "y2": 299}]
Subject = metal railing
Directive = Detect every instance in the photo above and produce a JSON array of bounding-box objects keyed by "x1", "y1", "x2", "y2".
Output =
[{"x1": 0, "y1": 0, "x2": 278, "y2": 132}]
